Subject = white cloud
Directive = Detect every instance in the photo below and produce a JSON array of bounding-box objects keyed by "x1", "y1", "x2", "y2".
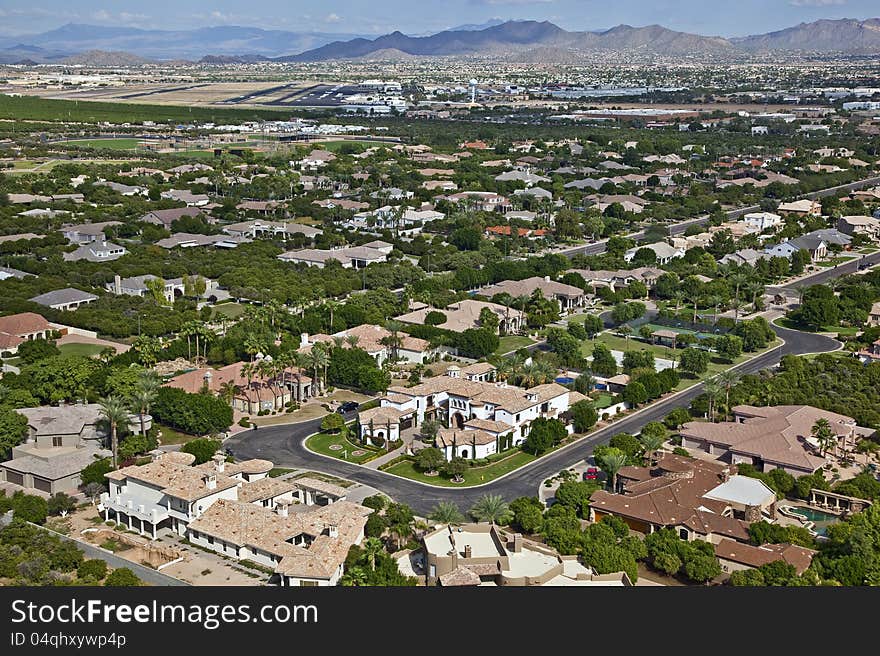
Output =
[{"x1": 324, "y1": 13, "x2": 342, "y2": 24}]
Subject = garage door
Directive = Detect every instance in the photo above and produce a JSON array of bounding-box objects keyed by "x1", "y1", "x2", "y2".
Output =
[
  {"x1": 5, "y1": 471, "x2": 24, "y2": 487},
  {"x1": 33, "y1": 477, "x2": 52, "y2": 494}
]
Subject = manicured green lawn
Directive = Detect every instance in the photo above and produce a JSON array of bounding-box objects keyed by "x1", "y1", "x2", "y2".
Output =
[
  {"x1": 64, "y1": 138, "x2": 142, "y2": 150},
  {"x1": 305, "y1": 430, "x2": 379, "y2": 464},
  {"x1": 268, "y1": 468, "x2": 295, "y2": 478},
  {"x1": 155, "y1": 424, "x2": 197, "y2": 445},
  {"x1": 495, "y1": 335, "x2": 535, "y2": 355},
  {"x1": 58, "y1": 343, "x2": 107, "y2": 358},
  {"x1": 817, "y1": 256, "x2": 856, "y2": 268},
  {"x1": 212, "y1": 303, "x2": 247, "y2": 320},
  {"x1": 382, "y1": 450, "x2": 536, "y2": 487},
  {"x1": 774, "y1": 316, "x2": 859, "y2": 336},
  {"x1": 592, "y1": 392, "x2": 618, "y2": 409}
]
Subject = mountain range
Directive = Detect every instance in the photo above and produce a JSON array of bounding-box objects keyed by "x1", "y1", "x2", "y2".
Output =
[{"x1": 1, "y1": 18, "x2": 879, "y2": 65}]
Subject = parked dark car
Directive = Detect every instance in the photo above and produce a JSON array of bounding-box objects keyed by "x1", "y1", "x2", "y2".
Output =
[{"x1": 337, "y1": 401, "x2": 360, "y2": 414}]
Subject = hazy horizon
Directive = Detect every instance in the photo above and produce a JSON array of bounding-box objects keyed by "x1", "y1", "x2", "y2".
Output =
[{"x1": 0, "y1": 0, "x2": 878, "y2": 39}]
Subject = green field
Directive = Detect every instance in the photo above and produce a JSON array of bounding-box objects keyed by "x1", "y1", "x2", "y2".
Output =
[
  {"x1": 592, "y1": 392, "x2": 618, "y2": 409},
  {"x1": 212, "y1": 303, "x2": 247, "y2": 320},
  {"x1": 495, "y1": 335, "x2": 535, "y2": 355},
  {"x1": 58, "y1": 343, "x2": 107, "y2": 358},
  {"x1": 311, "y1": 140, "x2": 370, "y2": 152},
  {"x1": 305, "y1": 430, "x2": 379, "y2": 465},
  {"x1": 382, "y1": 450, "x2": 536, "y2": 487},
  {"x1": 0, "y1": 94, "x2": 292, "y2": 125},
  {"x1": 155, "y1": 424, "x2": 197, "y2": 445},
  {"x1": 63, "y1": 138, "x2": 142, "y2": 150}
]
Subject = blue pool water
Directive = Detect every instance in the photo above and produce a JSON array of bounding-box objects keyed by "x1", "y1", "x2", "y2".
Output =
[{"x1": 555, "y1": 377, "x2": 575, "y2": 385}]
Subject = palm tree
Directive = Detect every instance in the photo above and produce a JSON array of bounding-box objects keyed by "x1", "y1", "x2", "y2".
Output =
[
  {"x1": 308, "y1": 344, "x2": 330, "y2": 395},
  {"x1": 324, "y1": 300, "x2": 341, "y2": 332},
  {"x1": 716, "y1": 369, "x2": 741, "y2": 420},
  {"x1": 361, "y1": 537, "x2": 385, "y2": 572},
  {"x1": 384, "y1": 320, "x2": 404, "y2": 361},
  {"x1": 429, "y1": 501, "x2": 465, "y2": 525},
  {"x1": 639, "y1": 432, "x2": 665, "y2": 464},
  {"x1": 811, "y1": 418, "x2": 837, "y2": 456},
  {"x1": 469, "y1": 494, "x2": 512, "y2": 524},
  {"x1": 600, "y1": 450, "x2": 628, "y2": 492},
  {"x1": 707, "y1": 295, "x2": 723, "y2": 325},
  {"x1": 99, "y1": 396, "x2": 129, "y2": 468},
  {"x1": 340, "y1": 566, "x2": 369, "y2": 587},
  {"x1": 218, "y1": 381, "x2": 238, "y2": 406},
  {"x1": 345, "y1": 335, "x2": 360, "y2": 348},
  {"x1": 130, "y1": 373, "x2": 159, "y2": 437},
  {"x1": 703, "y1": 378, "x2": 723, "y2": 422}
]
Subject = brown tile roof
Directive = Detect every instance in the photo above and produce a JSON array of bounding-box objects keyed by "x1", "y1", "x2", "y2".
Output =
[
  {"x1": 590, "y1": 454, "x2": 748, "y2": 536},
  {"x1": 714, "y1": 539, "x2": 816, "y2": 575},
  {"x1": 437, "y1": 428, "x2": 497, "y2": 447},
  {"x1": 439, "y1": 566, "x2": 481, "y2": 586},
  {"x1": 681, "y1": 405, "x2": 857, "y2": 471},
  {"x1": 188, "y1": 499, "x2": 370, "y2": 580},
  {"x1": 0, "y1": 312, "x2": 51, "y2": 337},
  {"x1": 293, "y1": 477, "x2": 346, "y2": 499},
  {"x1": 236, "y1": 477, "x2": 296, "y2": 503}
]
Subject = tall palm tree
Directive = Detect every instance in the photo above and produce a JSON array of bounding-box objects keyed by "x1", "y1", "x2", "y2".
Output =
[
  {"x1": 703, "y1": 378, "x2": 724, "y2": 422},
  {"x1": 618, "y1": 324, "x2": 633, "y2": 348},
  {"x1": 600, "y1": 450, "x2": 629, "y2": 492},
  {"x1": 308, "y1": 344, "x2": 330, "y2": 395},
  {"x1": 345, "y1": 335, "x2": 360, "y2": 348},
  {"x1": 469, "y1": 494, "x2": 512, "y2": 524},
  {"x1": 429, "y1": 501, "x2": 465, "y2": 525},
  {"x1": 361, "y1": 537, "x2": 385, "y2": 572},
  {"x1": 218, "y1": 381, "x2": 238, "y2": 406},
  {"x1": 325, "y1": 300, "x2": 341, "y2": 332},
  {"x1": 99, "y1": 396, "x2": 129, "y2": 468},
  {"x1": 384, "y1": 320, "x2": 404, "y2": 362},
  {"x1": 716, "y1": 369, "x2": 741, "y2": 420},
  {"x1": 130, "y1": 374, "x2": 158, "y2": 437}
]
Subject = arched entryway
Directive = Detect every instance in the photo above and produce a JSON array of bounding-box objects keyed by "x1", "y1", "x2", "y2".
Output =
[{"x1": 451, "y1": 413, "x2": 465, "y2": 429}]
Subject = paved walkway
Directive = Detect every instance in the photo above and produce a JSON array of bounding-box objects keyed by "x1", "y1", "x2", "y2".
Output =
[{"x1": 364, "y1": 443, "x2": 408, "y2": 470}]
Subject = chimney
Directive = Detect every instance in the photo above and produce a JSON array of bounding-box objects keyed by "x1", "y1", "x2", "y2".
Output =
[
  {"x1": 512, "y1": 534, "x2": 523, "y2": 553},
  {"x1": 464, "y1": 544, "x2": 472, "y2": 559},
  {"x1": 276, "y1": 503, "x2": 289, "y2": 518},
  {"x1": 114, "y1": 274, "x2": 122, "y2": 295},
  {"x1": 744, "y1": 504, "x2": 761, "y2": 523},
  {"x1": 204, "y1": 474, "x2": 217, "y2": 491},
  {"x1": 544, "y1": 275, "x2": 551, "y2": 282},
  {"x1": 326, "y1": 523, "x2": 339, "y2": 538},
  {"x1": 300, "y1": 333, "x2": 309, "y2": 348},
  {"x1": 212, "y1": 453, "x2": 225, "y2": 473}
]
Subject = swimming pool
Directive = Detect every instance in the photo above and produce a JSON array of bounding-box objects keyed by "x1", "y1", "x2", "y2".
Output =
[
  {"x1": 787, "y1": 506, "x2": 841, "y2": 536},
  {"x1": 555, "y1": 377, "x2": 575, "y2": 385}
]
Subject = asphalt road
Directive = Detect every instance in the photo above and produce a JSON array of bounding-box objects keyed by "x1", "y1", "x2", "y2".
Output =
[
  {"x1": 556, "y1": 175, "x2": 880, "y2": 260},
  {"x1": 770, "y1": 251, "x2": 880, "y2": 294},
  {"x1": 226, "y1": 321, "x2": 840, "y2": 515}
]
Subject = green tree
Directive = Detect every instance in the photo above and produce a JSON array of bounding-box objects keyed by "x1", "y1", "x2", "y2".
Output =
[
  {"x1": 570, "y1": 400, "x2": 598, "y2": 433},
  {"x1": 416, "y1": 447, "x2": 445, "y2": 475},
  {"x1": 104, "y1": 567, "x2": 141, "y2": 587},
  {"x1": 99, "y1": 396, "x2": 130, "y2": 469},
  {"x1": 523, "y1": 418, "x2": 566, "y2": 455},
  {"x1": 599, "y1": 448, "x2": 629, "y2": 491},
  {"x1": 679, "y1": 348, "x2": 710, "y2": 376},
  {"x1": 80, "y1": 458, "x2": 113, "y2": 489},
  {"x1": 443, "y1": 457, "x2": 468, "y2": 483},
  {"x1": 181, "y1": 438, "x2": 220, "y2": 465},
  {"x1": 320, "y1": 413, "x2": 346, "y2": 434},
  {"x1": 428, "y1": 501, "x2": 465, "y2": 525},
  {"x1": 469, "y1": 494, "x2": 513, "y2": 524}
]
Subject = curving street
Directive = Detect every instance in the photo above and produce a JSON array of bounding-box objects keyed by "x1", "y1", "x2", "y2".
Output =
[{"x1": 226, "y1": 320, "x2": 841, "y2": 515}]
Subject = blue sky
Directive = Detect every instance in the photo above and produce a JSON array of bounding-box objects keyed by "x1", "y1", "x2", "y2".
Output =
[{"x1": 0, "y1": 0, "x2": 877, "y2": 37}]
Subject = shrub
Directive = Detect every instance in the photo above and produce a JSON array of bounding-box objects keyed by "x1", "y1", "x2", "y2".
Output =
[
  {"x1": 77, "y1": 559, "x2": 108, "y2": 582},
  {"x1": 104, "y1": 567, "x2": 141, "y2": 587}
]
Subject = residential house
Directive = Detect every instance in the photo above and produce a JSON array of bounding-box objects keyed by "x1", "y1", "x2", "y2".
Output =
[
  {"x1": 714, "y1": 539, "x2": 816, "y2": 577},
  {"x1": 679, "y1": 405, "x2": 873, "y2": 476},
  {"x1": 277, "y1": 241, "x2": 391, "y2": 269},
  {"x1": 624, "y1": 242, "x2": 685, "y2": 265},
  {"x1": 868, "y1": 302, "x2": 880, "y2": 328},
  {"x1": 423, "y1": 523, "x2": 631, "y2": 587},
  {"x1": 187, "y1": 493, "x2": 370, "y2": 586},
  {"x1": 154, "y1": 233, "x2": 251, "y2": 250},
  {"x1": 164, "y1": 359, "x2": 312, "y2": 415},
  {"x1": 61, "y1": 222, "x2": 123, "y2": 244},
  {"x1": 395, "y1": 299, "x2": 524, "y2": 335},
  {"x1": 440, "y1": 191, "x2": 511, "y2": 213},
  {"x1": 140, "y1": 207, "x2": 210, "y2": 230},
  {"x1": 63, "y1": 241, "x2": 127, "y2": 263},
  {"x1": 0, "y1": 312, "x2": 53, "y2": 354},
  {"x1": 837, "y1": 215, "x2": 880, "y2": 240},
  {"x1": 298, "y1": 150, "x2": 336, "y2": 170},
  {"x1": 300, "y1": 324, "x2": 434, "y2": 366},
  {"x1": 742, "y1": 211, "x2": 783, "y2": 232},
  {"x1": 161, "y1": 189, "x2": 210, "y2": 206},
  {"x1": 478, "y1": 276, "x2": 586, "y2": 315},
  {"x1": 566, "y1": 268, "x2": 663, "y2": 294},
  {"x1": 589, "y1": 455, "x2": 772, "y2": 542},
  {"x1": 29, "y1": 288, "x2": 98, "y2": 311},
  {"x1": 106, "y1": 274, "x2": 218, "y2": 304},
  {"x1": 0, "y1": 403, "x2": 143, "y2": 495},
  {"x1": 358, "y1": 365, "x2": 575, "y2": 455},
  {"x1": 777, "y1": 199, "x2": 821, "y2": 217},
  {"x1": 0, "y1": 266, "x2": 29, "y2": 281},
  {"x1": 222, "y1": 220, "x2": 322, "y2": 240}
]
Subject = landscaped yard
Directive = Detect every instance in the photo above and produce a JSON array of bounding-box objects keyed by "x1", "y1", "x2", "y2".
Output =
[
  {"x1": 155, "y1": 424, "x2": 198, "y2": 446},
  {"x1": 495, "y1": 335, "x2": 535, "y2": 355},
  {"x1": 305, "y1": 430, "x2": 380, "y2": 464},
  {"x1": 817, "y1": 256, "x2": 856, "y2": 268},
  {"x1": 58, "y1": 342, "x2": 107, "y2": 358},
  {"x1": 592, "y1": 392, "x2": 618, "y2": 409},
  {"x1": 212, "y1": 303, "x2": 247, "y2": 320},
  {"x1": 774, "y1": 316, "x2": 860, "y2": 336},
  {"x1": 381, "y1": 450, "x2": 536, "y2": 487}
]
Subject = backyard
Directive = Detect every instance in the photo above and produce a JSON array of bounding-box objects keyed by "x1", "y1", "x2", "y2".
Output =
[
  {"x1": 495, "y1": 335, "x2": 535, "y2": 355},
  {"x1": 58, "y1": 342, "x2": 107, "y2": 358}
]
